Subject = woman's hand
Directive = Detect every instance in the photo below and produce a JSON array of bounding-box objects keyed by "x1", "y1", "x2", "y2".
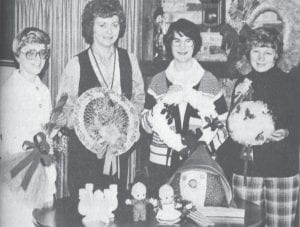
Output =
[
  {"x1": 269, "y1": 129, "x2": 289, "y2": 142},
  {"x1": 55, "y1": 112, "x2": 68, "y2": 127}
]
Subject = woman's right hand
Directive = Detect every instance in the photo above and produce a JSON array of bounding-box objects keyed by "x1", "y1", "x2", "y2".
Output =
[
  {"x1": 55, "y1": 112, "x2": 68, "y2": 128},
  {"x1": 59, "y1": 107, "x2": 74, "y2": 130},
  {"x1": 269, "y1": 129, "x2": 289, "y2": 142}
]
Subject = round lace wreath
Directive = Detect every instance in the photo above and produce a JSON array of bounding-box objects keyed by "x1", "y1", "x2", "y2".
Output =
[
  {"x1": 151, "y1": 86, "x2": 218, "y2": 151},
  {"x1": 227, "y1": 101, "x2": 275, "y2": 146},
  {"x1": 73, "y1": 87, "x2": 140, "y2": 159}
]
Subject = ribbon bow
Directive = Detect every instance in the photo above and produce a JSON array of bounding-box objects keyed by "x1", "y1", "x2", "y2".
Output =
[
  {"x1": 103, "y1": 150, "x2": 118, "y2": 177},
  {"x1": 102, "y1": 145, "x2": 121, "y2": 178},
  {"x1": 10, "y1": 132, "x2": 56, "y2": 190}
]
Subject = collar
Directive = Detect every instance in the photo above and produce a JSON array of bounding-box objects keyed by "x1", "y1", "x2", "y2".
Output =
[
  {"x1": 248, "y1": 67, "x2": 281, "y2": 81},
  {"x1": 165, "y1": 58, "x2": 204, "y2": 87},
  {"x1": 14, "y1": 69, "x2": 43, "y2": 88}
]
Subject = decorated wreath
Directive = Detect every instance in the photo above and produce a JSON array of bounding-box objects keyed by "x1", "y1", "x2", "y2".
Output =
[
  {"x1": 227, "y1": 100, "x2": 275, "y2": 146},
  {"x1": 73, "y1": 87, "x2": 140, "y2": 159},
  {"x1": 151, "y1": 85, "x2": 222, "y2": 152}
]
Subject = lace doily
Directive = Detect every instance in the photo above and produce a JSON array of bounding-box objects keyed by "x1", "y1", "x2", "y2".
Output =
[{"x1": 73, "y1": 87, "x2": 140, "y2": 159}]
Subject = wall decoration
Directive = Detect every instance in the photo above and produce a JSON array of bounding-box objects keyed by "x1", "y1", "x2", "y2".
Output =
[
  {"x1": 162, "y1": 0, "x2": 203, "y2": 24},
  {"x1": 226, "y1": 0, "x2": 300, "y2": 73},
  {"x1": 201, "y1": 0, "x2": 223, "y2": 26}
]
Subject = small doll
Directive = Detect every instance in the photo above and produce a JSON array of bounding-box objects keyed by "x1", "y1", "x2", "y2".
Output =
[
  {"x1": 125, "y1": 182, "x2": 157, "y2": 222},
  {"x1": 153, "y1": 7, "x2": 167, "y2": 60},
  {"x1": 156, "y1": 184, "x2": 182, "y2": 224}
]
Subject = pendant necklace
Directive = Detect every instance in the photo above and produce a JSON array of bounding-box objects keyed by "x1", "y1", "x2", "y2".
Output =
[{"x1": 90, "y1": 47, "x2": 116, "y2": 90}]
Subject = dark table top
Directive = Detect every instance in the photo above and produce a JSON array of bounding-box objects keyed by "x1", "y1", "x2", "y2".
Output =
[{"x1": 33, "y1": 197, "x2": 264, "y2": 227}]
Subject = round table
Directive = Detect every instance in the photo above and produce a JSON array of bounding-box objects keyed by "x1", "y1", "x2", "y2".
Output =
[{"x1": 33, "y1": 197, "x2": 264, "y2": 227}]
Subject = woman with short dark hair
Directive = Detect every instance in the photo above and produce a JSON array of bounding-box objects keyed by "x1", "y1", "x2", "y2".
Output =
[
  {"x1": 56, "y1": 0, "x2": 145, "y2": 198},
  {"x1": 141, "y1": 18, "x2": 228, "y2": 196},
  {"x1": 163, "y1": 18, "x2": 202, "y2": 59},
  {"x1": 81, "y1": 0, "x2": 126, "y2": 45}
]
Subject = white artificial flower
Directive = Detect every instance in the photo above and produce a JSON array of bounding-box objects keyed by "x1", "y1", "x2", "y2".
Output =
[
  {"x1": 151, "y1": 87, "x2": 219, "y2": 151},
  {"x1": 227, "y1": 101, "x2": 275, "y2": 146},
  {"x1": 234, "y1": 78, "x2": 252, "y2": 97},
  {"x1": 152, "y1": 102, "x2": 186, "y2": 151},
  {"x1": 184, "y1": 89, "x2": 217, "y2": 118}
]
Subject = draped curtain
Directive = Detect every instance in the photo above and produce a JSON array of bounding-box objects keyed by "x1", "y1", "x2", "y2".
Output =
[
  {"x1": 15, "y1": 0, "x2": 143, "y2": 102},
  {"x1": 15, "y1": 0, "x2": 144, "y2": 198},
  {"x1": 119, "y1": 0, "x2": 143, "y2": 59}
]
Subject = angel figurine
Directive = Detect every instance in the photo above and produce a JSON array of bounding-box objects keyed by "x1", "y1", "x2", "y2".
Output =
[{"x1": 156, "y1": 184, "x2": 182, "y2": 224}]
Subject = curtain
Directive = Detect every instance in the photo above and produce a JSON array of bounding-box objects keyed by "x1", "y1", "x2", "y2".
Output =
[
  {"x1": 15, "y1": 0, "x2": 88, "y2": 102},
  {"x1": 15, "y1": 0, "x2": 144, "y2": 198},
  {"x1": 15, "y1": 0, "x2": 143, "y2": 102},
  {"x1": 119, "y1": 0, "x2": 144, "y2": 59}
]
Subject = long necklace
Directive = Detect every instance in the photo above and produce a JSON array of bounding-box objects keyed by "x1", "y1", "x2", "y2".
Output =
[{"x1": 90, "y1": 47, "x2": 116, "y2": 90}]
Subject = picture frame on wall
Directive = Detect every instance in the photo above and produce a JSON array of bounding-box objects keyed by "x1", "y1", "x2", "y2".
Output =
[
  {"x1": 201, "y1": 0, "x2": 223, "y2": 26},
  {"x1": 204, "y1": 7, "x2": 219, "y2": 25}
]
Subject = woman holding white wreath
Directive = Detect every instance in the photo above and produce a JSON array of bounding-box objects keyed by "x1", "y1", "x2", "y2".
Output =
[
  {"x1": 222, "y1": 27, "x2": 299, "y2": 226},
  {"x1": 141, "y1": 19, "x2": 228, "y2": 196}
]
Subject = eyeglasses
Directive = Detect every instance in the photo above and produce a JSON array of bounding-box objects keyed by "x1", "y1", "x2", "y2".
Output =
[
  {"x1": 21, "y1": 49, "x2": 50, "y2": 60},
  {"x1": 172, "y1": 39, "x2": 194, "y2": 48}
]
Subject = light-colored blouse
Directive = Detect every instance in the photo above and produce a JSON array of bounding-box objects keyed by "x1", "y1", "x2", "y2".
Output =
[
  {"x1": 0, "y1": 69, "x2": 52, "y2": 158},
  {"x1": 0, "y1": 69, "x2": 56, "y2": 227},
  {"x1": 56, "y1": 48, "x2": 145, "y2": 128}
]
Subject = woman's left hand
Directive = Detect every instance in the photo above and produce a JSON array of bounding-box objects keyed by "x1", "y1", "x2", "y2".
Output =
[{"x1": 269, "y1": 129, "x2": 289, "y2": 142}]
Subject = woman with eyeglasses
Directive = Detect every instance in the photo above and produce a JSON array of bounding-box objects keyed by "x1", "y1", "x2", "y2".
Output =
[
  {"x1": 0, "y1": 27, "x2": 56, "y2": 227},
  {"x1": 141, "y1": 19, "x2": 228, "y2": 196}
]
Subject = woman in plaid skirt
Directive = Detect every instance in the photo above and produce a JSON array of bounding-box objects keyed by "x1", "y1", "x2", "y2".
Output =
[{"x1": 226, "y1": 27, "x2": 299, "y2": 226}]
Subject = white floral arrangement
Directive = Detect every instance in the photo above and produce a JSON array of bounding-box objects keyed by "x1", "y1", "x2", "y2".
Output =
[
  {"x1": 227, "y1": 101, "x2": 275, "y2": 146},
  {"x1": 152, "y1": 101, "x2": 186, "y2": 151},
  {"x1": 234, "y1": 78, "x2": 252, "y2": 98},
  {"x1": 78, "y1": 183, "x2": 118, "y2": 224},
  {"x1": 151, "y1": 85, "x2": 219, "y2": 151}
]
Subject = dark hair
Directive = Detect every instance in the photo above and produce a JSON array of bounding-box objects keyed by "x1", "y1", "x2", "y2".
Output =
[
  {"x1": 82, "y1": 0, "x2": 126, "y2": 45},
  {"x1": 163, "y1": 18, "x2": 201, "y2": 59},
  {"x1": 153, "y1": 7, "x2": 164, "y2": 20},
  {"x1": 12, "y1": 27, "x2": 50, "y2": 58},
  {"x1": 246, "y1": 27, "x2": 283, "y2": 59}
]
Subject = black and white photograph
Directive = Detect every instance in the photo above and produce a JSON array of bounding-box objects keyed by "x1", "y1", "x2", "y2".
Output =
[{"x1": 0, "y1": 0, "x2": 300, "y2": 226}]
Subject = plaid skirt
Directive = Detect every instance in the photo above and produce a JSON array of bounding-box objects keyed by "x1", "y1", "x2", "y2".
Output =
[{"x1": 232, "y1": 173, "x2": 299, "y2": 227}]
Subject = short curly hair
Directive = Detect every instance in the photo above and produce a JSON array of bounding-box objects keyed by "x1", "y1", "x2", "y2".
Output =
[
  {"x1": 82, "y1": 0, "x2": 126, "y2": 45},
  {"x1": 246, "y1": 27, "x2": 283, "y2": 59},
  {"x1": 163, "y1": 18, "x2": 201, "y2": 59},
  {"x1": 12, "y1": 27, "x2": 50, "y2": 58}
]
